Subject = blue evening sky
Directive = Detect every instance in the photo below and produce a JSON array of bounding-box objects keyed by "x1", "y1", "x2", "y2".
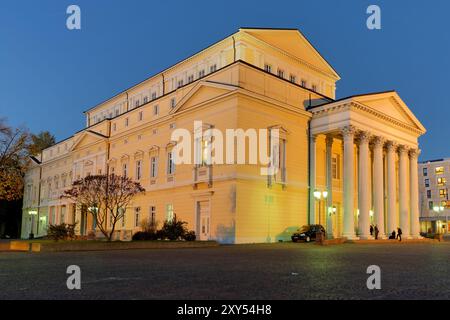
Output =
[{"x1": 0, "y1": 0, "x2": 448, "y2": 161}]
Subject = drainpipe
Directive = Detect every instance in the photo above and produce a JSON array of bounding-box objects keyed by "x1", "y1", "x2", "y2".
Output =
[{"x1": 307, "y1": 120, "x2": 312, "y2": 225}]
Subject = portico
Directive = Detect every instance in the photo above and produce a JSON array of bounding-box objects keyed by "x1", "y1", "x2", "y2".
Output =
[{"x1": 308, "y1": 91, "x2": 426, "y2": 240}]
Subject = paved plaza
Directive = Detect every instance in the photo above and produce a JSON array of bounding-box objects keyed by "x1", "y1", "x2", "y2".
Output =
[{"x1": 1, "y1": 242, "x2": 449, "y2": 300}]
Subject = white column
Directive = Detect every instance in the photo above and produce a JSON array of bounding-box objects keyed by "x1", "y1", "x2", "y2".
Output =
[
  {"x1": 309, "y1": 135, "x2": 317, "y2": 225},
  {"x1": 373, "y1": 136, "x2": 386, "y2": 238},
  {"x1": 358, "y1": 131, "x2": 372, "y2": 239},
  {"x1": 398, "y1": 145, "x2": 410, "y2": 238},
  {"x1": 342, "y1": 126, "x2": 358, "y2": 239},
  {"x1": 326, "y1": 135, "x2": 334, "y2": 239},
  {"x1": 386, "y1": 141, "x2": 397, "y2": 236},
  {"x1": 409, "y1": 149, "x2": 421, "y2": 238}
]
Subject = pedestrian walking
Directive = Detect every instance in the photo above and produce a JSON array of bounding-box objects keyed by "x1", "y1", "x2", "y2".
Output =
[
  {"x1": 374, "y1": 225, "x2": 379, "y2": 240},
  {"x1": 397, "y1": 227, "x2": 403, "y2": 241}
]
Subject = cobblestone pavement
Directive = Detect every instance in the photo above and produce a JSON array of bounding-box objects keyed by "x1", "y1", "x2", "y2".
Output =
[{"x1": 1, "y1": 242, "x2": 449, "y2": 300}]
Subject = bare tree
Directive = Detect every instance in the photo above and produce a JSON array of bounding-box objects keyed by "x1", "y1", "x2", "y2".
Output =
[
  {"x1": 62, "y1": 174, "x2": 145, "y2": 241},
  {"x1": 0, "y1": 118, "x2": 29, "y2": 201}
]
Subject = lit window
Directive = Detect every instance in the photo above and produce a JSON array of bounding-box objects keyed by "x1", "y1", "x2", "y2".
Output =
[
  {"x1": 134, "y1": 207, "x2": 141, "y2": 228},
  {"x1": 439, "y1": 189, "x2": 447, "y2": 198},
  {"x1": 150, "y1": 157, "x2": 158, "y2": 178},
  {"x1": 424, "y1": 179, "x2": 430, "y2": 187},
  {"x1": 166, "y1": 204, "x2": 174, "y2": 223},
  {"x1": 436, "y1": 166, "x2": 444, "y2": 174},
  {"x1": 437, "y1": 177, "x2": 446, "y2": 186},
  {"x1": 441, "y1": 200, "x2": 448, "y2": 208},
  {"x1": 264, "y1": 64, "x2": 272, "y2": 73},
  {"x1": 429, "y1": 201, "x2": 434, "y2": 210}
]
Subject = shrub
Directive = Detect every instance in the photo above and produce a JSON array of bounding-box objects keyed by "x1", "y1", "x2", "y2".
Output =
[
  {"x1": 132, "y1": 231, "x2": 158, "y2": 241},
  {"x1": 183, "y1": 231, "x2": 196, "y2": 241},
  {"x1": 47, "y1": 223, "x2": 77, "y2": 241},
  {"x1": 161, "y1": 214, "x2": 188, "y2": 240}
]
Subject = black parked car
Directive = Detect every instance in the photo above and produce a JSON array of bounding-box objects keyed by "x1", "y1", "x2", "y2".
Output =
[{"x1": 291, "y1": 225, "x2": 326, "y2": 243}]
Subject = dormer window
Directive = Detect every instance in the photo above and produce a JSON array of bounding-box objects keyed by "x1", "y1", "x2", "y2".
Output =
[
  {"x1": 264, "y1": 64, "x2": 272, "y2": 73},
  {"x1": 289, "y1": 74, "x2": 296, "y2": 83},
  {"x1": 177, "y1": 80, "x2": 184, "y2": 88},
  {"x1": 151, "y1": 92, "x2": 157, "y2": 100},
  {"x1": 277, "y1": 69, "x2": 284, "y2": 79},
  {"x1": 209, "y1": 64, "x2": 217, "y2": 73},
  {"x1": 198, "y1": 70, "x2": 205, "y2": 78},
  {"x1": 312, "y1": 84, "x2": 318, "y2": 92}
]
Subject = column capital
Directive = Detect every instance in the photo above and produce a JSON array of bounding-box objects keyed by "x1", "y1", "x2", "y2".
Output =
[
  {"x1": 372, "y1": 136, "x2": 385, "y2": 148},
  {"x1": 409, "y1": 148, "x2": 421, "y2": 159},
  {"x1": 310, "y1": 134, "x2": 318, "y2": 142},
  {"x1": 385, "y1": 140, "x2": 397, "y2": 152},
  {"x1": 397, "y1": 144, "x2": 409, "y2": 155},
  {"x1": 358, "y1": 131, "x2": 371, "y2": 144},
  {"x1": 341, "y1": 125, "x2": 357, "y2": 138}
]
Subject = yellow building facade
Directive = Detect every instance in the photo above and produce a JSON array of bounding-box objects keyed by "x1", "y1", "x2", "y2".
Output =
[{"x1": 21, "y1": 28, "x2": 426, "y2": 243}]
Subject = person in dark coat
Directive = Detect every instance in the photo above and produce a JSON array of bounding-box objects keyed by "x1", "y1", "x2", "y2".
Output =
[
  {"x1": 374, "y1": 225, "x2": 379, "y2": 240},
  {"x1": 370, "y1": 225, "x2": 374, "y2": 236},
  {"x1": 389, "y1": 230, "x2": 396, "y2": 239},
  {"x1": 397, "y1": 227, "x2": 403, "y2": 241}
]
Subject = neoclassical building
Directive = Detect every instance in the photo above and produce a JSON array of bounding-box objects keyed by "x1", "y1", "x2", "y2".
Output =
[{"x1": 21, "y1": 28, "x2": 426, "y2": 243}]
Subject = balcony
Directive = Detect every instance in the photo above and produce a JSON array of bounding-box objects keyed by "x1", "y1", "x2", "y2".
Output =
[{"x1": 193, "y1": 165, "x2": 212, "y2": 188}]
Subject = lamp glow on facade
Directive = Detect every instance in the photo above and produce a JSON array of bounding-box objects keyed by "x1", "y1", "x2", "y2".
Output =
[{"x1": 28, "y1": 210, "x2": 38, "y2": 215}]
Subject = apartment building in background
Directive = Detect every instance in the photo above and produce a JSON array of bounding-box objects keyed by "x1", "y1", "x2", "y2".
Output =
[
  {"x1": 21, "y1": 27, "x2": 426, "y2": 243},
  {"x1": 418, "y1": 158, "x2": 450, "y2": 234}
]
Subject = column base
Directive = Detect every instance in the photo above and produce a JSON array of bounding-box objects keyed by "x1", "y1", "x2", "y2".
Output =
[
  {"x1": 359, "y1": 235, "x2": 374, "y2": 240},
  {"x1": 343, "y1": 233, "x2": 359, "y2": 240},
  {"x1": 376, "y1": 234, "x2": 387, "y2": 240}
]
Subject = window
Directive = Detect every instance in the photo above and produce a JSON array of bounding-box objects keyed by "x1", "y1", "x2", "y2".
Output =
[
  {"x1": 440, "y1": 189, "x2": 447, "y2": 198},
  {"x1": 198, "y1": 69, "x2": 205, "y2": 78},
  {"x1": 113, "y1": 123, "x2": 116, "y2": 131},
  {"x1": 332, "y1": 154, "x2": 340, "y2": 179},
  {"x1": 429, "y1": 201, "x2": 434, "y2": 210},
  {"x1": 301, "y1": 79, "x2": 307, "y2": 87},
  {"x1": 122, "y1": 163, "x2": 128, "y2": 178},
  {"x1": 312, "y1": 84, "x2": 318, "y2": 92},
  {"x1": 166, "y1": 204, "x2": 174, "y2": 223},
  {"x1": 143, "y1": 96, "x2": 148, "y2": 104},
  {"x1": 134, "y1": 207, "x2": 141, "y2": 228},
  {"x1": 441, "y1": 200, "x2": 448, "y2": 208},
  {"x1": 436, "y1": 166, "x2": 444, "y2": 174},
  {"x1": 438, "y1": 177, "x2": 446, "y2": 186},
  {"x1": 136, "y1": 160, "x2": 142, "y2": 180},
  {"x1": 121, "y1": 209, "x2": 126, "y2": 228},
  {"x1": 167, "y1": 151, "x2": 175, "y2": 175},
  {"x1": 177, "y1": 79, "x2": 184, "y2": 88},
  {"x1": 150, "y1": 206, "x2": 156, "y2": 225},
  {"x1": 277, "y1": 69, "x2": 284, "y2": 78},
  {"x1": 150, "y1": 157, "x2": 158, "y2": 178},
  {"x1": 135, "y1": 100, "x2": 140, "y2": 108},
  {"x1": 115, "y1": 109, "x2": 119, "y2": 116},
  {"x1": 425, "y1": 179, "x2": 430, "y2": 187},
  {"x1": 151, "y1": 92, "x2": 157, "y2": 100},
  {"x1": 60, "y1": 206, "x2": 66, "y2": 224},
  {"x1": 209, "y1": 64, "x2": 217, "y2": 73},
  {"x1": 125, "y1": 118, "x2": 129, "y2": 127},
  {"x1": 264, "y1": 64, "x2": 272, "y2": 73},
  {"x1": 289, "y1": 74, "x2": 296, "y2": 83},
  {"x1": 170, "y1": 98, "x2": 176, "y2": 108},
  {"x1": 152, "y1": 105, "x2": 159, "y2": 115},
  {"x1": 427, "y1": 190, "x2": 432, "y2": 199},
  {"x1": 138, "y1": 111, "x2": 143, "y2": 121},
  {"x1": 169, "y1": 123, "x2": 176, "y2": 129},
  {"x1": 187, "y1": 75, "x2": 194, "y2": 83}
]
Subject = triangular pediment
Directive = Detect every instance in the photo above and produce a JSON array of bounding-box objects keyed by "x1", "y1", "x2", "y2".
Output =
[
  {"x1": 240, "y1": 28, "x2": 340, "y2": 80},
  {"x1": 170, "y1": 81, "x2": 238, "y2": 114},
  {"x1": 352, "y1": 91, "x2": 426, "y2": 133},
  {"x1": 70, "y1": 130, "x2": 108, "y2": 151}
]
